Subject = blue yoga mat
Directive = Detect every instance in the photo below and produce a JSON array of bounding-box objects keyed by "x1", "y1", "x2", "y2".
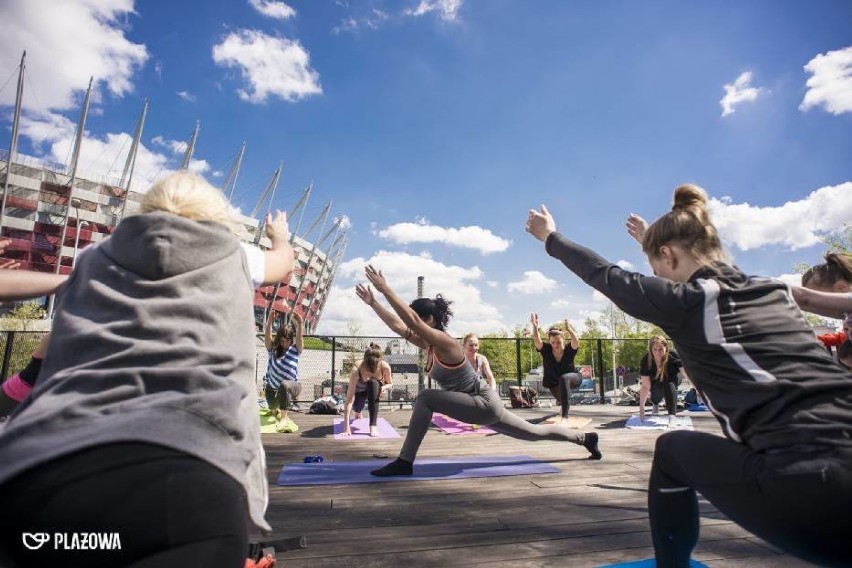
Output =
[
  {"x1": 277, "y1": 455, "x2": 559, "y2": 486},
  {"x1": 598, "y1": 559, "x2": 707, "y2": 567}
]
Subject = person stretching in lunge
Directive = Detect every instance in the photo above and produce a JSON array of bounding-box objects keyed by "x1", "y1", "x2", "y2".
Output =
[
  {"x1": 528, "y1": 184, "x2": 852, "y2": 567},
  {"x1": 356, "y1": 266, "x2": 601, "y2": 477},
  {"x1": 530, "y1": 312, "x2": 582, "y2": 425}
]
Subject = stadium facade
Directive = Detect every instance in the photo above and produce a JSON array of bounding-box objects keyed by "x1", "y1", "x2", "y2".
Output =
[{"x1": 0, "y1": 54, "x2": 347, "y2": 332}]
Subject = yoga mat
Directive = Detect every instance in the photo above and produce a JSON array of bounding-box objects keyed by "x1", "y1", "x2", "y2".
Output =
[
  {"x1": 333, "y1": 417, "x2": 400, "y2": 439},
  {"x1": 259, "y1": 413, "x2": 279, "y2": 434},
  {"x1": 431, "y1": 413, "x2": 497, "y2": 435},
  {"x1": 624, "y1": 415, "x2": 693, "y2": 430},
  {"x1": 598, "y1": 559, "x2": 707, "y2": 567},
  {"x1": 277, "y1": 455, "x2": 559, "y2": 486}
]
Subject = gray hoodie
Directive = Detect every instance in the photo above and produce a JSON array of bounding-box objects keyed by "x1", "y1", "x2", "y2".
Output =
[{"x1": 0, "y1": 212, "x2": 270, "y2": 531}]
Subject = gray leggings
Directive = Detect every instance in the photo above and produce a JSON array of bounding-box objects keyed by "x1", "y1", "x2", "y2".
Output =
[{"x1": 400, "y1": 386, "x2": 585, "y2": 462}]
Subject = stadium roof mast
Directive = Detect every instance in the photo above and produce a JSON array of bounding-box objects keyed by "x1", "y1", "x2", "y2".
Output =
[
  {"x1": 304, "y1": 224, "x2": 348, "y2": 331},
  {"x1": 287, "y1": 201, "x2": 333, "y2": 318},
  {"x1": 250, "y1": 162, "x2": 284, "y2": 245},
  {"x1": 0, "y1": 51, "x2": 26, "y2": 233},
  {"x1": 179, "y1": 121, "x2": 200, "y2": 171},
  {"x1": 117, "y1": 98, "x2": 150, "y2": 221},
  {"x1": 221, "y1": 142, "x2": 246, "y2": 201},
  {"x1": 47, "y1": 75, "x2": 94, "y2": 317},
  {"x1": 312, "y1": 233, "x2": 349, "y2": 329}
]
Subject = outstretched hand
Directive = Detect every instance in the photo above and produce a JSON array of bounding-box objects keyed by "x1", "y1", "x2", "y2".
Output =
[
  {"x1": 265, "y1": 210, "x2": 290, "y2": 242},
  {"x1": 526, "y1": 205, "x2": 556, "y2": 242},
  {"x1": 355, "y1": 283, "x2": 376, "y2": 307},
  {"x1": 364, "y1": 265, "x2": 390, "y2": 294},
  {"x1": 625, "y1": 213, "x2": 647, "y2": 245},
  {"x1": 530, "y1": 312, "x2": 539, "y2": 327}
]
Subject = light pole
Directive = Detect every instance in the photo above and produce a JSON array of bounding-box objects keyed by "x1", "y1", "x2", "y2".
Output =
[{"x1": 70, "y1": 199, "x2": 87, "y2": 268}]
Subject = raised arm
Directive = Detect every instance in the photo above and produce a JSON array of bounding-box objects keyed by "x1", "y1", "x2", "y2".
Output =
[
  {"x1": 364, "y1": 265, "x2": 460, "y2": 360},
  {"x1": 791, "y1": 286, "x2": 852, "y2": 320},
  {"x1": 261, "y1": 211, "x2": 296, "y2": 286},
  {"x1": 356, "y1": 284, "x2": 428, "y2": 351},
  {"x1": 292, "y1": 312, "x2": 304, "y2": 353},
  {"x1": 530, "y1": 312, "x2": 544, "y2": 351},
  {"x1": 0, "y1": 270, "x2": 67, "y2": 301},
  {"x1": 564, "y1": 319, "x2": 580, "y2": 351},
  {"x1": 264, "y1": 309, "x2": 275, "y2": 351},
  {"x1": 526, "y1": 205, "x2": 700, "y2": 330}
]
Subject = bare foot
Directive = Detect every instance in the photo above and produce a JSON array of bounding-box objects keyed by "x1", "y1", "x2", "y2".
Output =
[
  {"x1": 354, "y1": 412, "x2": 362, "y2": 420},
  {"x1": 369, "y1": 426, "x2": 380, "y2": 437}
]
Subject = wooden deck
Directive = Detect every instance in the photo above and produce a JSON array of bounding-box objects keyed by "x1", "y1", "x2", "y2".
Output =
[{"x1": 260, "y1": 406, "x2": 816, "y2": 567}]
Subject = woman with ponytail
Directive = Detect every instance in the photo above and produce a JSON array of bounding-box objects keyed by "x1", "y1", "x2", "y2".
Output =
[
  {"x1": 356, "y1": 266, "x2": 601, "y2": 476},
  {"x1": 528, "y1": 184, "x2": 852, "y2": 567}
]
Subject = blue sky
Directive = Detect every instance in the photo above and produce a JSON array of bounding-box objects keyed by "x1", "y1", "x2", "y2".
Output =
[{"x1": 1, "y1": 0, "x2": 851, "y2": 335}]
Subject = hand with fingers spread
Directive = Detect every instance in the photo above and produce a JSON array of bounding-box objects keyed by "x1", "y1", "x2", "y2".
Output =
[
  {"x1": 265, "y1": 210, "x2": 290, "y2": 243},
  {"x1": 530, "y1": 312, "x2": 539, "y2": 328},
  {"x1": 526, "y1": 205, "x2": 556, "y2": 242},
  {"x1": 364, "y1": 264, "x2": 390, "y2": 294},
  {"x1": 626, "y1": 213, "x2": 648, "y2": 245},
  {"x1": 355, "y1": 283, "x2": 376, "y2": 307}
]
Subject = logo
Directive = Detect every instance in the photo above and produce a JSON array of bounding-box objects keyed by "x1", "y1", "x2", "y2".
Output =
[{"x1": 22, "y1": 533, "x2": 50, "y2": 550}]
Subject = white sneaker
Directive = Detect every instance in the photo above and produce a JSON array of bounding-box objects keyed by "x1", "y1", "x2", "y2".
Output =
[
  {"x1": 651, "y1": 405, "x2": 660, "y2": 416},
  {"x1": 667, "y1": 415, "x2": 678, "y2": 428}
]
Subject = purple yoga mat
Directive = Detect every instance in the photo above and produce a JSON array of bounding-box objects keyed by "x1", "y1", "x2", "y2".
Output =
[
  {"x1": 277, "y1": 455, "x2": 559, "y2": 486},
  {"x1": 431, "y1": 413, "x2": 497, "y2": 435},
  {"x1": 333, "y1": 417, "x2": 400, "y2": 439}
]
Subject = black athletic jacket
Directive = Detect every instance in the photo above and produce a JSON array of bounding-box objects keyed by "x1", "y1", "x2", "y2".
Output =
[{"x1": 546, "y1": 232, "x2": 852, "y2": 452}]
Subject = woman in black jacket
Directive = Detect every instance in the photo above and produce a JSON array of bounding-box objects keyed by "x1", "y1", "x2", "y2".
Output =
[{"x1": 527, "y1": 184, "x2": 852, "y2": 567}]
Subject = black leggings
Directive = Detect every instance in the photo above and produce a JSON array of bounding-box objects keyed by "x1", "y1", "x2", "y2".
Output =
[
  {"x1": 0, "y1": 443, "x2": 249, "y2": 568},
  {"x1": 649, "y1": 430, "x2": 852, "y2": 567},
  {"x1": 352, "y1": 378, "x2": 382, "y2": 426},
  {"x1": 650, "y1": 379, "x2": 678, "y2": 415},
  {"x1": 546, "y1": 373, "x2": 581, "y2": 418}
]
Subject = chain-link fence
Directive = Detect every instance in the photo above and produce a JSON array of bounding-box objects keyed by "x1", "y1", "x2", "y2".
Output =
[{"x1": 3, "y1": 331, "x2": 672, "y2": 404}]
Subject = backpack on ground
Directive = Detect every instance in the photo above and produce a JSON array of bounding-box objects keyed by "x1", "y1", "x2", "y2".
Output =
[{"x1": 509, "y1": 385, "x2": 538, "y2": 409}]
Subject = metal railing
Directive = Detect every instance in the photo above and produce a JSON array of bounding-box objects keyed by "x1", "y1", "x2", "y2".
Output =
[{"x1": 2, "y1": 331, "x2": 658, "y2": 404}]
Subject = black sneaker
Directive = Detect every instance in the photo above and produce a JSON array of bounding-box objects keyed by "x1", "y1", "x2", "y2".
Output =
[
  {"x1": 583, "y1": 432, "x2": 602, "y2": 460},
  {"x1": 370, "y1": 457, "x2": 413, "y2": 476}
]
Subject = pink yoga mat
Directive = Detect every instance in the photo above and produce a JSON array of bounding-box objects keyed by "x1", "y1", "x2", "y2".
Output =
[
  {"x1": 431, "y1": 413, "x2": 497, "y2": 435},
  {"x1": 333, "y1": 417, "x2": 400, "y2": 439}
]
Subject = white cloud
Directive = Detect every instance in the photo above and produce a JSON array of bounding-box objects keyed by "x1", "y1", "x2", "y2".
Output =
[
  {"x1": 212, "y1": 170, "x2": 224, "y2": 178},
  {"x1": 615, "y1": 259, "x2": 635, "y2": 270},
  {"x1": 404, "y1": 0, "x2": 462, "y2": 21},
  {"x1": 591, "y1": 290, "x2": 608, "y2": 303},
  {"x1": 486, "y1": 280, "x2": 498, "y2": 288},
  {"x1": 708, "y1": 183, "x2": 852, "y2": 250},
  {"x1": 248, "y1": 0, "x2": 296, "y2": 19},
  {"x1": 19, "y1": 111, "x2": 209, "y2": 191},
  {"x1": 177, "y1": 91, "x2": 197, "y2": 102},
  {"x1": 336, "y1": 215, "x2": 352, "y2": 230},
  {"x1": 800, "y1": 46, "x2": 852, "y2": 115},
  {"x1": 151, "y1": 135, "x2": 187, "y2": 154},
  {"x1": 378, "y1": 220, "x2": 510, "y2": 254},
  {"x1": 315, "y1": 250, "x2": 505, "y2": 336},
  {"x1": 0, "y1": 0, "x2": 148, "y2": 112},
  {"x1": 507, "y1": 271, "x2": 557, "y2": 294},
  {"x1": 775, "y1": 273, "x2": 804, "y2": 288},
  {"x1": 720, "y1": 71, "x2": 763, "y2": 117},
  {"x1": 332, "y1": 9, "x2": 389, "y2": 34},
  {"x1": 551, "y1": 299, "x2": 571, "y2": 309},
  {"x1": 212, "y1": 29, "x2": 322, "y2": 103}
]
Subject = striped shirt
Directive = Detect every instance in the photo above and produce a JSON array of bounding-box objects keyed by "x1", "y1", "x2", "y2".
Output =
[
  {"x1": 546, "y1": 231, "x2": 852, "y2": 452},
  {"x1": 265, "y1": 344, "x2": 300, "y2": 389}
]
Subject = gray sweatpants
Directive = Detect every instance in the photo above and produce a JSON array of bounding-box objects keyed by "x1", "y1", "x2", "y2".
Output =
[{"x1": 399, "y1": 385, "x2": 585, "y2": 462}]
